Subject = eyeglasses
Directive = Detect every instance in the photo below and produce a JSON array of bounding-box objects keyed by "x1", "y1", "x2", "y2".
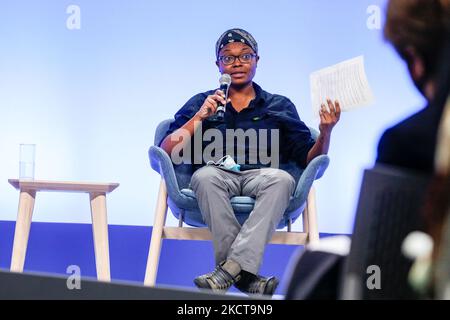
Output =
[{"x1": 218, "y1": 53, "x2": 257, "y2": 65}]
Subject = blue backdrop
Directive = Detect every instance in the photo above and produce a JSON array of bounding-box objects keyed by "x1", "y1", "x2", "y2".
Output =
[{"x1": 0, "y1": 0, "x2": 425, "y2": 234}]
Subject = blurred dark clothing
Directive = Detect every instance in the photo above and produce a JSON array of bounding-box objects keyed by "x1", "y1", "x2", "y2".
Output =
[
  {"x1": 377, "y1": 37, "x2": 450, "y2": 173},
  {"x1": 376, "y1": 103, "x2": 443, "y2": 173}
]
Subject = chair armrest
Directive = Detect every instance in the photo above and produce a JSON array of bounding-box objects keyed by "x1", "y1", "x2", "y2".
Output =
[
  {"x1": 148, "y1": 145, "x2": 200, "y2": 211},
  {"x1": 293, "y1": 154, "x2": 330, "y2": 200}
]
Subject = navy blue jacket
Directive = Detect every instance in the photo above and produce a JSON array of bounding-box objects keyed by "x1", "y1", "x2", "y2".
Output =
[{"x1": 163, "y1": 82, "x2": 315, "y2": 171}]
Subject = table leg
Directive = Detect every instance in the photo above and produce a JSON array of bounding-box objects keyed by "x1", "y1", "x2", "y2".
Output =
[
  {"x1": 11, "y1": 189, "x2": 36, "y2": 272},
  {"x1": 89, "y1": 192, "x2": 111, "y2": 282}
]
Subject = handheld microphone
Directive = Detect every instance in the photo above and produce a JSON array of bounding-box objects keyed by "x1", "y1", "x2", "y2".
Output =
[{"x1": 216, "y1": 74, "x2": 231, "y2": 120}]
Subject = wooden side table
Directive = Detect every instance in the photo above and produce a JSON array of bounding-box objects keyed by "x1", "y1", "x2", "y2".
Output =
[{"x1": 8, "y1": 179, "x2": 119, "y2": 282}]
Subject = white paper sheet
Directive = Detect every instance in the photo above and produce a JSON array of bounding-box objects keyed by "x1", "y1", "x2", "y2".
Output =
[{"x1": 310, "y1": 55, "x2": 374, "y2": 117}]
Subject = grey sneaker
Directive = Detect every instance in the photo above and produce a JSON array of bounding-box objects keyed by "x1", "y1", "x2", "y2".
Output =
[{"x1": 194, "y1": 260, "x2": 241, "y2": 293}]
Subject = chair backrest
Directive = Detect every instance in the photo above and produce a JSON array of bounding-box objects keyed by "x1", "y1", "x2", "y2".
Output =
[
  {"x1": 154, "y1": 119, "x2": 194, "y2": 189},
  {"x1": 154, "y1": 119, "x2": 174, "y2": 147},
  {"x1": 340, "y1": 165, "x2": 431, "y2": 299},
  {"x1": 154, "y1": 119, "x2": 320, "y2": 189}
]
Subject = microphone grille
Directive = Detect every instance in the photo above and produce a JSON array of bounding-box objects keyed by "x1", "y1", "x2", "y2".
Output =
[{"x1": 219, "y1": 73, "x2": 232, "y2": 85}]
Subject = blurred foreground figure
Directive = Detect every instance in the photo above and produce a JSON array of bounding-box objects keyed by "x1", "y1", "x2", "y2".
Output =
[
  {"x1": 284, "y1": 0, "x2": 449, "y2": 300},
  {"x1": 378, "y1": 0, "x2": 450, "y2": 298}
]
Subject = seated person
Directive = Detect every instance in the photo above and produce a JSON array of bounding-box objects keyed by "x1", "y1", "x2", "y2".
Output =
[{"x1": 160, "y1": 28, "x2": 341, "y2": 295}]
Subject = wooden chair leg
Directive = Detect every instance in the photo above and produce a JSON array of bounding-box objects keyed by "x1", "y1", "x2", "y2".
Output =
[
  {"x1": 10, "y1": 189, "x2": 36, "y2": 273},
  {"x1": 302, "y1": 204, "x2": 310, "y2": 235},
  {"x1": 89, "y1": 192, "x2": 111, "y2": 282},
  {"x1": 144, "y1": 179, "x2": 168, "y2": 286},
  {"x1": 306, "y1": 186, "x2": 319, "y2": 244}
]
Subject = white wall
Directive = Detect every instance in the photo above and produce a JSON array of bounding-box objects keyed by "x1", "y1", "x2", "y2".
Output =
[{"x1": 0, "y1": 0, "x2": 425, "y2": 234}]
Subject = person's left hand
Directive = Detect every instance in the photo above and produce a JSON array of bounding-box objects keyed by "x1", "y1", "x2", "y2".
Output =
[{"x1": 319, "y1": 98, "x2": 341, "y2": 135}]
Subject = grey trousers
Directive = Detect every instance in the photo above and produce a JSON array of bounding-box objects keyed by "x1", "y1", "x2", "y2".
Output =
[{"x1": 190, "y1": 165, "x2": 295, "y2": 275}]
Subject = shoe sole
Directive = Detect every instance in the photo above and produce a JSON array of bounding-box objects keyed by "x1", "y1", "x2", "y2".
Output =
[
  {"x1": 264, "y1": 277, "x2": 280, "y2": 296},
  {"x1": 194, "y1": 277, "x2": 211, "y2": 289}
]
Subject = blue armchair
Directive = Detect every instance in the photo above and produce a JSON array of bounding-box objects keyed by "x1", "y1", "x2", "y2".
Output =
[{"x1": 144, "y1": 119, "x2": 330, "y2": 286}]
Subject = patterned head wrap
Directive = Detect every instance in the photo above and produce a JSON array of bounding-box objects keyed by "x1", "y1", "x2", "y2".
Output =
[{"x1": 215, "y1": 28, "x2": 258, "y2": 59}]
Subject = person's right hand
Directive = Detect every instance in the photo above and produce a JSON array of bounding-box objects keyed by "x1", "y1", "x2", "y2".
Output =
[{"x1": 195, "y1": 90, "x2": 229, "y2": 120}]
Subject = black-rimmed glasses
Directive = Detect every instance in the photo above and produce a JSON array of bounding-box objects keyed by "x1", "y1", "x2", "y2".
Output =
[{"x1": 218, "y1": 53, "x2": 257, "y2": 65}]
